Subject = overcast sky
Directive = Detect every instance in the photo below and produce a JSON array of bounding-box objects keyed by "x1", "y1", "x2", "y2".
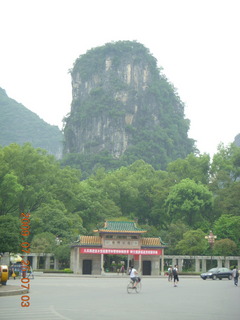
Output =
[{"x1": 1, "y1": 0, "x2": 239, "y2": 157}]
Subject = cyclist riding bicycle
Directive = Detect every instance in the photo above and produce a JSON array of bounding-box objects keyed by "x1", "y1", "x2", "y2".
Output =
[{"x1": 129, "y1": 266, "x2": 138, "y2": 288}]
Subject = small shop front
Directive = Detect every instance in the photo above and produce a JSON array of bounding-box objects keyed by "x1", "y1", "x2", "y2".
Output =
[{"x1": 70, "y1": 221, "x2": 166, "y2": 276}]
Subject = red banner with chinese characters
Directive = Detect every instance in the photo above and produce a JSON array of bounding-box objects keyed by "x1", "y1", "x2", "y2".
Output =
[{"x1": 80, "y1": 248, "x2": 162, "y2": 255}]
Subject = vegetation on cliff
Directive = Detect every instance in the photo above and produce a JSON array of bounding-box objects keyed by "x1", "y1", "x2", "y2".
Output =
[
  {"x1": 63, "y1": 41, "x2": 195, "y2": 173},
  {"x1": 0, "y1": 87, "x2": 63, "y2": 158}
]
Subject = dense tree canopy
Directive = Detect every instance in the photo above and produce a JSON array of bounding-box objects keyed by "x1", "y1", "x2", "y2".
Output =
[
  {"x1": 213, "y1": 214, "x2": 240, "y2": 249},
  {"x1": 175, "y1": 229, "x2": 208, "y2": 255},
  {"x1": 0, "y1": 142, "x2": 240, "y2": 258},
  {"x1": 213, "y1": 239, "x2": 238, "y2": 256},
  {"x1": 165, "y1": 178, "x2": 213, "y2": 228},
  {"x1": 0, "y1": 215, "x2": 21, "y2": 253}
]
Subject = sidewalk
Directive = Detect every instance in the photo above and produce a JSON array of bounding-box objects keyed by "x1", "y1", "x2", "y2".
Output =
[
  {"x1": 0, "y1": 283, "x2": 28, "y2": 297},
  {"x1": 5, "y1": 272, "x2": 199, "y2": 278}
]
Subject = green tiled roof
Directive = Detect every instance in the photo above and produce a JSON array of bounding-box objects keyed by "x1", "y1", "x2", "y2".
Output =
[{"x1": 95, "y1": 221, "x2": 146, "y2": 234}]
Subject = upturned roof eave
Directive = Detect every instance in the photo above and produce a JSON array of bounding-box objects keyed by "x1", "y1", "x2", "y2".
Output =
[
  {"x1": 70, "y1": 244, "x2": 102, "y2": 248},
  {"x1": 94, "y1": 230, "x2": 147, "y2": 234},
  {"x1": 141, "y1": 246, "x2": 167, "y2": 249}
]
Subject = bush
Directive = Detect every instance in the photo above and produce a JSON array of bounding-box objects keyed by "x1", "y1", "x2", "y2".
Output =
[{"x1": 42, "y1": 269, "x2": 73, "y2": 273}]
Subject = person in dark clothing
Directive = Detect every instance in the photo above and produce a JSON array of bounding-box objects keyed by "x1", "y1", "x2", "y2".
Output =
[
  {"x1": 172, "y1": 265, "x2": 179, "y2": 287},
  {"x1": 232, "y1": 266, "x2": 239, "y2": 286}
]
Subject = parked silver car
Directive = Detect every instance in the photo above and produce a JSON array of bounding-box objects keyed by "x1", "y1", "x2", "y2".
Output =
[{"x1": 200, "y1": 267, "x2": 232, "y2": 280}]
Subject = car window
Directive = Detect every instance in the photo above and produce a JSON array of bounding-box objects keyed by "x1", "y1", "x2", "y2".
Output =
[{"x1": 209, "y1": 268, "x2": 217, "y2": 272}]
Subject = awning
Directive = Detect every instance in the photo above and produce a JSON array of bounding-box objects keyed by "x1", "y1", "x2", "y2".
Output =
[{"x1": 10, "y1": 254, "x2": 23, "y2": 263}]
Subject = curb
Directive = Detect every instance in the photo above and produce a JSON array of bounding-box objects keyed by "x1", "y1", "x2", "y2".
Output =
[
  {"x1": 0, "y1": 285, "x2": 28, "y2": 297},
  {"x1": 10, "y1": 273, "x2": 200, "y2": 279}
]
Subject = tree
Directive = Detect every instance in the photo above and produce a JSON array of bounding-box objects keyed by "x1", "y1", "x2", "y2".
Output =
[
  {"x1": 0, "y1": 215, "x2": 21, "y2": 253},
  {"x1": 0, "y1": 172, "x2": 23, "y2": 215},
  {"x1": 72, "y1": 179, "x2": 121, "y2": 232},
  {"x1": 49, "y1": 166, "x2": 82, "y2": 212},
  {"x1": 213, "y1": 239, "x2": 238, "y2": 256},
  {"x1": 167, "y1": 153, "x2": 211, "y2": 185},
  {"x1": 176, "y1": 229, "x2": 208, "y2": 255},
  {"x1": 209, "y1": 144, "x2": 240, "y2": 221},
  {"x1": 31, "y1": 232, "x2": 56, "y2": 253},
  {"x1": 161, "y1": 222, "x2": 189, "y2": 254},
  {"x1": 210, "y1": 143, "x2": 240, "y2": 191},
  {"x1": 166, "y1": 178, "x2": 213, "y2": 228},
  {"x1": 150, "y1": 172, "x2": 176, "y2": 228},
  {"x1": 2, "y1": 143, "x2": 59, "y2": 213},
  {"x1": 30, "y1": 200, "x2": 84, "y2": 241},
  {"x1": 213, "y1": 215, "x2": 240, "y2": 249},
  {"x1": 88, "y1": 160, "x2": 172, "y2": 228},
  {"x1": 53, "y1": 245, "x2": 71, "y2": 269},
  {"x1": 213, "y1": 181, "x2": 240, "y2": 217}
]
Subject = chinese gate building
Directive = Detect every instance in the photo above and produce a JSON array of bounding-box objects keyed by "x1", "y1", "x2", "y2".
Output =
[{"x1": 70, "y1": 221, "x2": 166, "y2": 276}]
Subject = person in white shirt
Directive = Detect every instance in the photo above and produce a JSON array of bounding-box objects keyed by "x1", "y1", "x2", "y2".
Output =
[{"x1": 129, "y1": 266, "x2": 138, "y2": 288}]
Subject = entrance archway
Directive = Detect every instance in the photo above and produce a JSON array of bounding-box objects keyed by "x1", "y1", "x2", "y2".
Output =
[
  {"x1": 142, "y1": 261, "x2": 151, "y2": 275},
  {"x1": 104, "y1": 255, "x2": 128, "y2": 273},
  {"x1": 83, "y1": 260, "x2": 92, "y2": 274}
]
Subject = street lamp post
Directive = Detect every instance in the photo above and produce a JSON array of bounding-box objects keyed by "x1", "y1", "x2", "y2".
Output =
[
  {"x1": 55, "y1": 237, "x2": 62, "y2": 246},
  {"x1": 205, "y1": 231, "x2": 217, "y2": 268}
]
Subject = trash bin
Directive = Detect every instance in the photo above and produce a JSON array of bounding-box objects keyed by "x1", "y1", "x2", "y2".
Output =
[{"x1": 0, "y1": 265, "x2": 9, "y2": 285}]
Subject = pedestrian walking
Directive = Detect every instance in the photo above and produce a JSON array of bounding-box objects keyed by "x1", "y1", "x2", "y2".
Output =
[
  {"x1": 232, "y1": 266, "x2": 239, "y2": 286},
  {"x1": 172, "y1": 265, "x2": 179, "y2": 287},
  {"x1": 168, "y1": 265, "x2": 173, "y2": 282},
  {"x1": 11, "y1": 267, "x2": 16, "y2": 280},
  {"x1": 120, "y1": 264, "x2": 125, "y2": 275},
  {"x1": 21, "y1": 264, "x2": 27, "y2": 278},
  {"x1": 9, "y1": 265, "x2": 13, "y2": 279},
  {"x1": 27, "y1": 266, "x2": 34, "y2": 279}
]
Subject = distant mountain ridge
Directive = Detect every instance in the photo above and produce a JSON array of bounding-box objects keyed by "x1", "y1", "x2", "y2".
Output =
[
  {"x1": 0, "y1": 87, "x2": 63, "y2": 158},
  {"x1": 234, "y1": 133, "x2": 240, "y2": 147}
]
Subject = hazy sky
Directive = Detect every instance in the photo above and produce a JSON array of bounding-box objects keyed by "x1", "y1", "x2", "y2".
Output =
[{"x1": 1, "y1": 0, "x2": 239, "y2": 157}]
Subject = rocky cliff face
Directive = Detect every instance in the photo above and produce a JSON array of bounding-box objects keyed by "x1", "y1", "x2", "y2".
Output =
[{"x1": 63, "y1": 41, "x2": 194, "y2": 169}]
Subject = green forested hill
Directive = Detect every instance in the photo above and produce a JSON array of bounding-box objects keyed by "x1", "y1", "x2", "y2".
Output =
[
  {"x1": 0, "y1": 88, "x2": 63, "y2": 158},
  {"x1": 63, "y1": 41, "x2": 195, "y2": 174}
]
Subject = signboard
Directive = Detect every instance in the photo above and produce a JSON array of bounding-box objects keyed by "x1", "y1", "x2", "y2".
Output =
[{"x1": 80, "y1": 248, "x2": 162, "y2": 255}]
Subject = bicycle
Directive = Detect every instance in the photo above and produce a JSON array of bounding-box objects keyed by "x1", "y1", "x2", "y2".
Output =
[
  {"x1": 127, "y1": 277, "x2": 142, "y2": 294},
  {"x1": 26, "y1": 270, "x2": 34, "y2": 279}
]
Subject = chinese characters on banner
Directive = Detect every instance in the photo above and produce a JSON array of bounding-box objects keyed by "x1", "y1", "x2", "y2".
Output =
[{"x1": 80, "y1": 248, "x2": 162, "y2": 255}]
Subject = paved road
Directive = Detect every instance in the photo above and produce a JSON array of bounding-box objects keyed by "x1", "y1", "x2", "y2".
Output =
[{"x1": 0, "y1": 276, "x2": 239, "y2": 320}]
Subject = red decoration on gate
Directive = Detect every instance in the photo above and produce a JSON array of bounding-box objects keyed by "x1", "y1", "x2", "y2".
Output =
[{"x1": 79, "y1": 248, "x2": 162, "y2": 255}]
